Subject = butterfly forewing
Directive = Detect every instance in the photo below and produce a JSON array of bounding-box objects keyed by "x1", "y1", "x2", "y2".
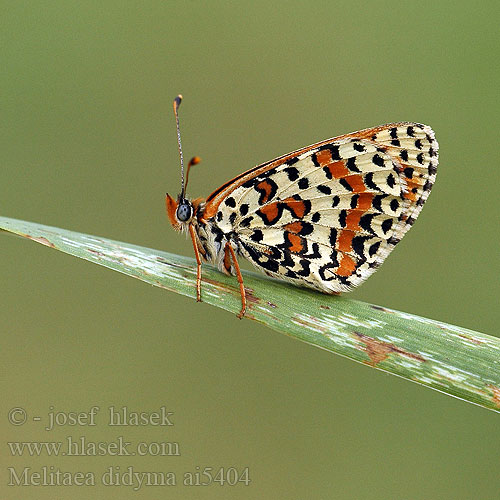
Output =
[{"x1": 207, "y1": 122, "x2": 438, "y2": 293}]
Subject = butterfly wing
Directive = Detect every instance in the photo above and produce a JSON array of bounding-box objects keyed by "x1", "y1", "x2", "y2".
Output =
[{"x1": 205, "y1": 123, "x2": 438, "y2": 293}]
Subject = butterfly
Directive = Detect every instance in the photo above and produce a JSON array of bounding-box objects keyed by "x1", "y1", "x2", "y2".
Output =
[{"x1": 166, "y1": 95, "x2": 439, "y2": 318}]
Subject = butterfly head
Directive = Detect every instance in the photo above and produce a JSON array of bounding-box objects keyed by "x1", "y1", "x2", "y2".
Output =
[
  {"x1": 165, "y1": 193, "x2": 193, "y2": 230},
  {"x1": 166, "y1": 95, "x2": 201, "y2": 231}
]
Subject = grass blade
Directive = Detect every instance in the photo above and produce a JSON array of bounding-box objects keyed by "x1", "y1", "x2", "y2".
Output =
[{"x1": 2, "y1": 215, "x2": 499, "y2": 412}]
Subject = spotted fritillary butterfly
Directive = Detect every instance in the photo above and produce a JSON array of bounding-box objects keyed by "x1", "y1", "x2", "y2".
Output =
[{"x1": 166, "y1": 96, "x2": 439, "y2": 318}]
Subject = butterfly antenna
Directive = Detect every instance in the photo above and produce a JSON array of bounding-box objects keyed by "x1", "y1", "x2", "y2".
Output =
[
  {"x1": 185, "y1": 156, "x2": 201, "y2": 194},
  {"x1": 173, "y1": 94, "x2": 185, "y2": 198}
]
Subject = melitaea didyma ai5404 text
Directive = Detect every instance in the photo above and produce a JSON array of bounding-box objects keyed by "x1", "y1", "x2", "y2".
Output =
[{"x1": 166, "y1": 96, "x2": 438, "y2": 318}]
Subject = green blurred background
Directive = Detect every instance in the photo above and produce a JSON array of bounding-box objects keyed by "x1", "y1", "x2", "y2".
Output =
[{"x1": 1, "y1": 1, "x2": 499, "y2": 498}]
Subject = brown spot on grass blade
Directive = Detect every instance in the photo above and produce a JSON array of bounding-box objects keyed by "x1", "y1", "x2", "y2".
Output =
[
  {"x1": 487, "y1": 385, "x2": 500, "y2": 408},
  {"x1": 370, "y1": 304, "x2": 388, "y2": 312},
  {"x1": 25, "y1": 235, "x2": 55, "y2": 248},
  {"x1": 243, "y1": 287, "x2": 259, "y2": 305},
  {"x1": 458, "y1": 333, "x2": 485, "y2": 346},
  {"x1": 354, "y1": 331, "x2": 426, "y2": 367},
  {"x1": 88, "y1": 248, "x2": 105, "y2": 257}
]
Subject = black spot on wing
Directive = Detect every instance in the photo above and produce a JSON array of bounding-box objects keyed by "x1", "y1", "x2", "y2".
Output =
[
  {"x1": 387, "y1": 173, "x2": 396, "y2": 189},
  {"x1": 311, "y1": 153, "x2": 320, "y2": 168},
  {"x1": 369, "y1": 241, "x2": 381, "y2": 257},
  {"x1": 359, "y1": 213, "x2": 376, "y2": 234},
  {"x1": 352, "y1": 235, "x2": 369, "y2": 258},
  {"x1": 346, "y1": 157, "x2": 361, "y2": 172},
  {"x1": 284, "y1": 166, "x2": 299, "y2": 181},
  {"x1": 350, "y1": 194, "x2": 359, "y2": 209},
  {"x1": 224, "y1": 196, "x2": 236, "y2": 208},
  {"x1": 390, "y1": 198, "x2": 399, "y2": 212},
  {"x1": 250, "y1": 229, "x2": 263, "y2": 242},
  {"x1": 240, "y1": 216, "x2": 252, "y2": 228},
  {"x1": 298, "y1": 222, "x2": 314, "y2": 236},
  {"x1": 298, "y1": 177, "x2": 309, "y2": 189},
  {"x1": 364, "y1": 172, "x2": 378, "y2": 191},
  {"x1": 381, "y1": 218, "x2": 393, "y2": 234},
  {"x1": 339, "y1": 209, "x2": 347, "y2": 228},
  {"x1": 322, "y1": 165, "x2": 332, "y2": 179},
  {"x1": 372, "y1": 194, "x2": 385, "y2": 212},
  {"x1": 372, "y1": 154, "x2": 385, "y2": 167},
  {"x1": 404, "y1": 167, "x2": 414, "y2": 178},
  {"x1": 241, "y1": 177, "x2": 256, "y2": 189},
  {"x1": 262, "y1": 258, "x2": 279, "y2": 273},
  {"x1": 329, "y1": 228, "x2": 338, "y2": 246},
  {"x1": 311, "y1": 212, "x2": 321, "y2": 223}
]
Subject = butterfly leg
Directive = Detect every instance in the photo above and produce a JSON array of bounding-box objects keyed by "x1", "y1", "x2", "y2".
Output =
[
  {"x1": 225, "y1": 242, "x2": 246, "y2": 319},
  {"x1": 188, "y1": 225, "x2": 202, "y2": 302}
]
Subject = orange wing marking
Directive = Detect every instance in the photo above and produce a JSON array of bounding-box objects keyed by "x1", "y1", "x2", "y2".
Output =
[
  {"x1": 286, "y1": 233, "x2": 306, "y2": 253},
  {"x1": 284, "y1": 221, "x2": 304, "y2": 233},
  {"x1": 281, "y1": 197, "x2": 308, "y2": 218},
  {"x1": 336, "y1": 254, "x2": 357, "y2": 277},
  {"x1": 355, "y1": 193, "x2": 374, "y2": 210},
  {"x1": 344, "y1": 174, "x2": 366, "y2": 192},
  {"x1": 258, "y1": 203, "x2": 280, "y2": 224},
  {"x1": 324, "y1": 160, "x2": 350, "y2": 178},
  {"x1": 255, "y1": 179, "x2": 275, "y2": 204},
  {"x1": 345, "y1": 211, "x2": 362, "y2": 231},
  {"x1": 338, "y1": 230, "x2": 355, "y2": 253}
]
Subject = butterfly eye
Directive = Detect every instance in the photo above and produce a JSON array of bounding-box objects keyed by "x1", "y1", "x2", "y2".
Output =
[{"x1": 176, "y1": 201, "x2": 192, "y2": 222}]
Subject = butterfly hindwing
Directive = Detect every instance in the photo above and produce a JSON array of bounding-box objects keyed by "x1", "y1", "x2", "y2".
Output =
[{"x1": 208, "y1": 122, "x2": 438, "y2": 293}]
